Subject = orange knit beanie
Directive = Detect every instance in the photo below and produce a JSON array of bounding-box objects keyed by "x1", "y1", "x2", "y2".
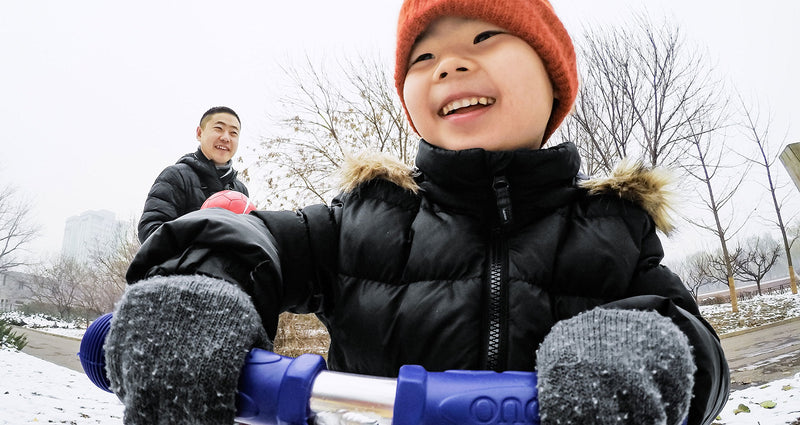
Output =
[{"x1": 394, "y1": 0, "x2": 579, "y2": 144}]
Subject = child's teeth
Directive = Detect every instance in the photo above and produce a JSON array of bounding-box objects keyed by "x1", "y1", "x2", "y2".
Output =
[{"x1": 442, "y1": 97, "x2": 496, "y2": 115}]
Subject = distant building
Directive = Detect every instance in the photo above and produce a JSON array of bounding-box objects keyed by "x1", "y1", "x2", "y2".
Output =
[
  {"x1": 0, "y1": 271, "x2": 33, "y2": 312},
  {"x1": 62, "y1": 210, "x2": 124, "y2": 264}
]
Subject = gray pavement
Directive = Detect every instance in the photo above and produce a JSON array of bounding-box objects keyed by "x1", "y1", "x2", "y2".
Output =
[
  {"x1": 12, "y1": 326, "x2": 84, "y2": 372},
  {"x1": 721, "y1": 317, "x2": 800, "y2": 389}
]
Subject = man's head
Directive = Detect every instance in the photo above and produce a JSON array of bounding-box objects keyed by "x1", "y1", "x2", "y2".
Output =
[
  {"x1": 197, "y1": 106, "x2": 241, "y2": 165},
  {"x1": 395, "y1": 0, "x2": 578, "y2": 150}
]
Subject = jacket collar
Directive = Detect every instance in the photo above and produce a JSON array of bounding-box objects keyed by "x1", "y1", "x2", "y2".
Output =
[
  {"x1": 414, "y1": 140, "x2": 582, "y2": 221},
  {"x1": 179, "y1": 148, "x2": 238, "y2": 186},
  {"x1": 337, "y1": 139, "x2": 675, "y2": 233}
]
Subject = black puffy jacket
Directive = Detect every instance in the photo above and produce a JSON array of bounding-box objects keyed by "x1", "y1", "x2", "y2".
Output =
[
  {"x1": 128, "y1": 141, "x2": 728, "y2": 425},
  {"x1": 137, "y1": 148, "x2": 248, "y2": 243}
]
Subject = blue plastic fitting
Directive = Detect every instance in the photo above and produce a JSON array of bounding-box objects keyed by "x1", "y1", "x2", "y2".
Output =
[
  {"x1": 236, "y1": 349, "x2": 326, "y2": 425},
  {"x1": 394, "y1": 365, "x2": 540, "y2": 425},
  {"x1": 78, "y1": 312, "x2": 114, "y2": 393}
]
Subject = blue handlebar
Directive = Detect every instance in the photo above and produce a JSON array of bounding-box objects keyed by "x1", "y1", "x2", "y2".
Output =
[
  {"x1": 395, "y1": 366, "x2": 539, "y2": 425},
  {"x1": 79, "y1": 313, "x2": 546, "y2": 425}
]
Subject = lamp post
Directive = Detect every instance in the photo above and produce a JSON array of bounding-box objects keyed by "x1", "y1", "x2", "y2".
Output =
[{"x1": 779, "y1": 142, "x2": 800, "y2": 294}]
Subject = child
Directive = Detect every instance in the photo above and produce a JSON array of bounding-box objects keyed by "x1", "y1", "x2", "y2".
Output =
[
  {"x1": 105, "y1": 1, "x2": 729, "y2": 424},
  {"x1": 137, "y1": 106, "x2": 248, "y2": 243}
]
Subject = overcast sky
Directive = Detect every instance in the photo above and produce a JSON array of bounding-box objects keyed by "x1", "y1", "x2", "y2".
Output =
[{"x1": 1, "y1": 1, "x2": 798, "y2": 261}]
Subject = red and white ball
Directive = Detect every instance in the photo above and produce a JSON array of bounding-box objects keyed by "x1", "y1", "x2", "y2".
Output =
[{"x1": 201, "y1": 190, "x2": 255, "y2": 214}]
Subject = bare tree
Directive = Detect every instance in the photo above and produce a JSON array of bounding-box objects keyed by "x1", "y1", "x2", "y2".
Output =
[
  {"x1": 789, "y1": 220, "x2": 800, "y2": 251},
  {"x1": 682, "y1": 115, "x2": 749, "y2": 311},
  {"x1": 248, "y1": 53, "x2": 416, "y2": 210},
  {"x1": 733, "y1": 236, "x2": 782, "y2": 296},
  {"x1": 703, "y1": 248, "x2": 742, "y2": 289},
  {"x1": 0, "y1": 183, "x2": 39, "y2": 273},
  {"x1": 555, "y1": 13, "x2": 725, "y2": 173},
  {"x1": 27, "y1": 256, "x2": 89, "y2": 319},
  {"x1": 675, "y1": 252, "x2": 714, "y2": 301},
  {"x1": 84, "y1": 218, "x2": 140, "y2": 316},
  {"x1": 737, "y1": 97, "x2": 798, "y2": 294},
  {"x1": 246, "y1": 52, "x2": 417, "y2": 347}
]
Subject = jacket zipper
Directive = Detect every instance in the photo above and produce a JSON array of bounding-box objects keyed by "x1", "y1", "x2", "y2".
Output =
[{"x1": 485, "y1": 176, "x2": 512, "y2": 371}]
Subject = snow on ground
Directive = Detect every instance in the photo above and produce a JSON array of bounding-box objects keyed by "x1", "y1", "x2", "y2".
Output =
[
  {"x1": 716, "y1": 374, "x2": 800, "y2": 425},
  {"x1": 1, "y1": 310, "x2": 86, "y2": 339},
  {"x1": 0, "y1": 348, "x2": 124, "y2": 425},
  {"x1": 1, "y1": 292, "x2": 799, "y2": 424},
  {"x1": 700, "y1": 292, "x2": 800, "y2": 335}
]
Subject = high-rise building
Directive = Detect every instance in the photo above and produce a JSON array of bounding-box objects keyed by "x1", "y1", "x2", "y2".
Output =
[{"x1": 62, "y1": 210, "x2": 123, "y2": 264}]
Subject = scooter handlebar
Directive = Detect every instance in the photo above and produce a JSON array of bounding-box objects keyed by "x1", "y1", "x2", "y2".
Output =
[{"x1": 80, "y1": 313, "x2": 541, "y2": 424}]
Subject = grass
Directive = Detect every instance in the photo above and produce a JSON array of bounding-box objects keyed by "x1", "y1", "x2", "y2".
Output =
[{"x1": 699, "y1": 291, "x2": 800, "y2": 335}]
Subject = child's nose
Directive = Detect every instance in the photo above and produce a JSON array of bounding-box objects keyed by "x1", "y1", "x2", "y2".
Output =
[
  {"x1": 439, "y1": 67, "x2": 468, "y2": 79},
  {"x1": 436, "y1": 56, "x2": 471, "y2": 80}
]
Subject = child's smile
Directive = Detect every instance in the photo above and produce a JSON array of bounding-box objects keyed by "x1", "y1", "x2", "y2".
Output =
[
  {"x1": 439, "y1": 96, "x2": 496, "y2": 117},
  {"x1": 403, "y1": 17, "x2": 555, "y2": 151}
]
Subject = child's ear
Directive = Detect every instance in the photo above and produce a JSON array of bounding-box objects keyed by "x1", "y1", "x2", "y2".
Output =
[{"x1": 196, "y1": 125, "x2": 203, "y2": 140}]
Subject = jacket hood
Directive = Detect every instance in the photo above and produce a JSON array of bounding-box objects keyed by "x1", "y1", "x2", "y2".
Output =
[
  {"x1": 338, "y1": 145, "x2": 674, "y2": 234},
  {"x1": 338, "y1": 150, "x2": 419, "y2": 194},
  {"x1": 579, "y1": 159, "x2": 675, "y2": 234}
]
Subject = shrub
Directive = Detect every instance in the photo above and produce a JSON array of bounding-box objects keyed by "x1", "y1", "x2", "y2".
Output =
[{"x1": 0, "y1": 317, "x2": 28, "y2": 351}]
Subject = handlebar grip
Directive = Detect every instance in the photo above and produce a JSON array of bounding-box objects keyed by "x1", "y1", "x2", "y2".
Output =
[
  {"x1": 394, "y1": 365, "x2": 540, "y2": 425},
  {"x1": 236, "y1": 349, "x2": 326, "y2": 425}
]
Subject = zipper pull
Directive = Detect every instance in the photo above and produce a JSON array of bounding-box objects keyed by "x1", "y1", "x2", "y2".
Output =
[{"x1": 492, "y1": 176, "x2": 513, "y2": 225}]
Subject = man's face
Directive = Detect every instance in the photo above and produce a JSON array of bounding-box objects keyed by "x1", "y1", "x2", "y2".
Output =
[
  {"x1": 403, "y1": 17, "x2": 555, "y2": 151},
  {"x1": 197, "y1": 113, "x2": 240, "y2": 165}
]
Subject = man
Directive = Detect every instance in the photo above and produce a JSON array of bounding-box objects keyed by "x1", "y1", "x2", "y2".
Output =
[{"x1": 137, "y1": 106, "x2": 249, "y2": 243}]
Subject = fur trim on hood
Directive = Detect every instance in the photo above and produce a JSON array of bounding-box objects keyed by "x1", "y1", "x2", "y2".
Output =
[
  {"x1": 337, "y1": 151, "x2": 419, "y2": 194},
  {"x1": 579, "y1": 159, "x2": 675, "y2": 234},
  {"x1": 338, "y1": 152, "x2": 674, "y2": 234}
]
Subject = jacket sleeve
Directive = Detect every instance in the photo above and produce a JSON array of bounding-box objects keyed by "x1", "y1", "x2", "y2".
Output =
[
  {"x1": 127, "y1": 204, "x2": 339, "y2": 339},
  {"x1": 602, "y1": 221, "x2": 729, "y2": 425},
  {"x1": 137, "y1": 167, "x2": 189, "y2": 244}
]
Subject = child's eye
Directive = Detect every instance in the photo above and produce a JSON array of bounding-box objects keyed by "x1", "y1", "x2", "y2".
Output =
[
  {"x1": 474, "y1": 31, "x2": 503, "y2": 44},
  {"x1": 411, "y1": 53, "x2": 434, "y2": 65}
]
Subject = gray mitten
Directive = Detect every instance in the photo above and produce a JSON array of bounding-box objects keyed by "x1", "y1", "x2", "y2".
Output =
[
  {"x1": 105, "y1": 275, "x2": 269, "y2": 425},
  {"x1": 536, "y1": 308, "x2": 695, "y2": 425}
]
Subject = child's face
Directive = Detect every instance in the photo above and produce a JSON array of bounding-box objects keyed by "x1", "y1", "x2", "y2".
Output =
[
  {"x1": 196, "y1": 113, "x2": 240, "y2": 165},
  {"x1": 403, "y1": 17, "x2": 555, "y2": 151}
]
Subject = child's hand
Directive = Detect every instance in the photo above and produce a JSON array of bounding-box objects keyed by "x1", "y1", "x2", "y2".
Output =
[
  {"x1": 536, "y1": 308, "x2": 695, "y2": 425},
  {"x1": 104, "y1": 275, "x2": 269, "y2": 425}
]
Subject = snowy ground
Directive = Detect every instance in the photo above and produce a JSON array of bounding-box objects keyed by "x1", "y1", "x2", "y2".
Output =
[
  {"x1": 0, "y1": 348, "x2": 124, "y2": 424},
  {"x1": 2, "y1": 292, "x2": 800, "y2": 424}
]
